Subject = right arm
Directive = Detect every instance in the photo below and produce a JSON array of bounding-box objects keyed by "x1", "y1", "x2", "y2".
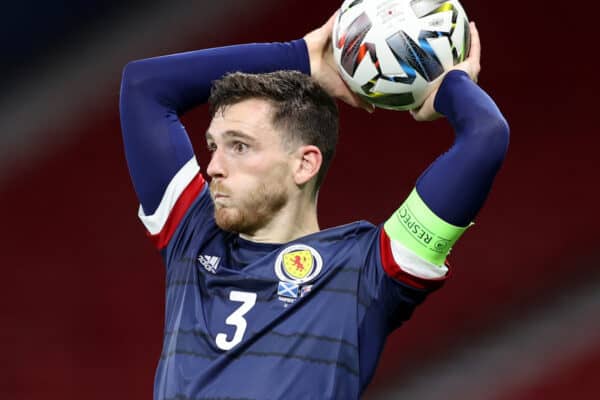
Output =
[{"x1": 119, "y1": 40, "x2": 311, "y2": 248}]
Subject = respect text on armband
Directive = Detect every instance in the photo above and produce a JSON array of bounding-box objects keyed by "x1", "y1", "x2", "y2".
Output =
[{"x1": 395, "y1": 206, "x2": 451, "y2": 254}]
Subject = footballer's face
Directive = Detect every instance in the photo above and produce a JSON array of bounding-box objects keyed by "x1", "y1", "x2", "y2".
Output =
[{"x1": 206, "y1": 98, "x2": 296, "y2": 234}]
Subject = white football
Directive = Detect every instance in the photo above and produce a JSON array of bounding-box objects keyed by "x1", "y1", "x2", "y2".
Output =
[{"x1": 332, "y1": 0, "x2": 470, "y2": 110}]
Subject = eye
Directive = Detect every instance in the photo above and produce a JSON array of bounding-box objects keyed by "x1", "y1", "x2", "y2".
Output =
[
  {"x1": 207, "y1": 142, "x2": 217, "y2": 153},
  {"x1": 232, "y1": 141, "x2": 249, "y2": 154}
]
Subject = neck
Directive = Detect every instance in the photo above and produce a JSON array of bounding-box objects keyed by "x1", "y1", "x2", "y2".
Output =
[{"x1": 239, "y1": 195, "x2": 319, "y2": 244}]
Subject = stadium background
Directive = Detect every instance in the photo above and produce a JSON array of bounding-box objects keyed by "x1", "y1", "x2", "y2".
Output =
[{"x1": 2, "y1": 1, "x2": 597, "y2": 399}]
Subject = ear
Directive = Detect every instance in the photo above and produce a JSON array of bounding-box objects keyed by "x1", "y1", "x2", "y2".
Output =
[{"x1": 293, "y1": 145, "x2": 322, "y2": 186}]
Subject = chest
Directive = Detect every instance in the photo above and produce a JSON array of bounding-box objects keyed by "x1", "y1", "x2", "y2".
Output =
[{"x1": 164, "y1": 240, "x2": 362, "y2": 353}]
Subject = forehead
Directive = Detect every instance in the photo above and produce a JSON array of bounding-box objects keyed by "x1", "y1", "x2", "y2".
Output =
[{"x1": 207, "y1": 98, "x2": 278, "y2": 142}]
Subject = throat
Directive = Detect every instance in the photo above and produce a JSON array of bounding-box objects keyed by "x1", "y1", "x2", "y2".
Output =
[{"x1": 238, "y1": 208, "x2": 320, "y2": 244}]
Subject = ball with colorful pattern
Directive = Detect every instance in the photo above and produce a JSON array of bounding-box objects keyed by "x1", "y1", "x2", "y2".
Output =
[{"x1": 332, "y1": 0, "x2": 470, "y2": 111}]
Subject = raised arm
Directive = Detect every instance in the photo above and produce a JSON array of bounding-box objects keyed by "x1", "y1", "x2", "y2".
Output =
[
  {"x1": 381, "y1": 22, "x2": 510, "y2": 286},
  {"x1": 119, "y1": 40, "x2": 315, "y2": 249},
  {"x1": 119, "y1": 40, "x2": 311, "y2": 216}
]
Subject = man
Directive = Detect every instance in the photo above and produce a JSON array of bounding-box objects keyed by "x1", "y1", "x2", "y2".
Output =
[{"x1": 119, "y1": 12, "x2": 508, "y2": 400}]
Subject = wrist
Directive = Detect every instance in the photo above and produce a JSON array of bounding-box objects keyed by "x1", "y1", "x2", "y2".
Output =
[
  {"x1": 433, "y1": 70, "x2": 471, "y2": 116},
  {"x1": 302, "y1": 36, "x2": 319, "y2": 77}
]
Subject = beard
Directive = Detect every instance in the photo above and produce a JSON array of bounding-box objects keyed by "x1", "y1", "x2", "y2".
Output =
[{"x1": 210, "y1": 180, "x2": 288, "y2": 235}]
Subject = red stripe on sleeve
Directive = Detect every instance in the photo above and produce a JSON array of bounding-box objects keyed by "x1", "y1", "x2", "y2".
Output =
[
  {"x1": 147, "y1": 174, "x2": 206, "y2": 250},
  {"x1": 379, "y1": 229, "x2": 447, "y2": 291}
]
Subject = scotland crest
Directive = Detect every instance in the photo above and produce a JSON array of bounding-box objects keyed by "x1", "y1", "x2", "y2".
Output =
[{"x1": 274, "y1": 244, "x2": 323, "y2": 284}]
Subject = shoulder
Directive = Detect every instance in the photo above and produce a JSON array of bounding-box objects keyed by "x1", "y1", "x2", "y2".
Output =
[
  {"x1": 161, "y1": 186, "x2": 219, "y2": 258},
  {"x1": 309, "y1": 220, "x2": 379, "y2": 242}
]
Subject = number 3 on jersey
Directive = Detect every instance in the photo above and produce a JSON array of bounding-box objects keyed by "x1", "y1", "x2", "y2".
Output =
[{"x1": 215, "y1": 291, "x2": 257, "y2": 350}]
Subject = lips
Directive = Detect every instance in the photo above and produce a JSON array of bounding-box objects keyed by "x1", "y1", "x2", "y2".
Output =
[{"x1": 210, "y1": 182, "x2": 230, "y2": 200}]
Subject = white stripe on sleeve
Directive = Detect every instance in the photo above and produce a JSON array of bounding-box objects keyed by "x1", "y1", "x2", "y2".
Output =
[
  {"x1": 389, "y1": 237, "x2": 449, "y2": 279},
  {"x1": 138, "y1": 157, "x2": 201, "y2": 235}
]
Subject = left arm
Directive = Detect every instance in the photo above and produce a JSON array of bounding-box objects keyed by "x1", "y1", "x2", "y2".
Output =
[
  {"x1": 306, "y1": 18, "x2": 509, "y2": 285},
  {"x1": 381, "y1": 22, "x2": 509, "y2": 285}
]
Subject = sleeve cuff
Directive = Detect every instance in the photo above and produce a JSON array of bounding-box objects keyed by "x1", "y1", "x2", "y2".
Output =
[
  {"x1": 433, "y1": 69, "x2": 471, "y2": 116},
  {"x1": 289, "y1": 38, "x2": 311, "y2": 75}
]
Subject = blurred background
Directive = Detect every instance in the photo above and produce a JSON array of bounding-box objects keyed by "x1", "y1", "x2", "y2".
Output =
[{"x1": 2, "y1": 0, "x2": 598, "y2": 399}]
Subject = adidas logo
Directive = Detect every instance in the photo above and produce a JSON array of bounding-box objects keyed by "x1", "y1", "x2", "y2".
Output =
[{"x1": 198, "y1": 255, "x2": 221, "y2": 274}]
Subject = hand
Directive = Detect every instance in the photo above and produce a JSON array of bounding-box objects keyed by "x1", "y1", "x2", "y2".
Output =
[
  {"x1": 304, "y1": 12, "x2": 375, "y2": 113},
  {"x1": 410, "y1": 21, "x2": 482, "y2": 122}
]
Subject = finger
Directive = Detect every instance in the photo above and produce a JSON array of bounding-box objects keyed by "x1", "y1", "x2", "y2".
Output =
[
  {"x1": 332, "y1": 73, "x2": 375, "y2": 112},
  {"x1": 322, "y1": 10, "x2": 339, "y2": 34},
  {"x1": 341, "y1": 91, "x2": 374, "y2": 113},
  {"x1": 410, "y1": 107, "x2": 425, "y2": 121},
  {"x1": 352, "y1": 93, "x2": 375, "y2": 114},
  {"x1": 348, "y1": 91, "x2": 372, "y2": 112},
  {"x1": 361, "y1": 101, "x2": 376, "y2": 114},
  {"x1": 468, "y1": 21, "x2": 481, "y2": 65}
]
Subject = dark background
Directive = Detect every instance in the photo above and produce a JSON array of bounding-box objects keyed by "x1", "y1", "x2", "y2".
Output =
[{"x1": 2, "y1": 1, "x2": 598, "y2": 398}]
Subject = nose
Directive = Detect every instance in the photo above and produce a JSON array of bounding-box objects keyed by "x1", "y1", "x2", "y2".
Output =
[{"x1": 206, "y1": 148, "x2": 226, "y2": 179}]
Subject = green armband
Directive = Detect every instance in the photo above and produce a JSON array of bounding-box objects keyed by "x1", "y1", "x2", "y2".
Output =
[{"x1": 384, "y1": 188, "x2": 470, "y2": 266}]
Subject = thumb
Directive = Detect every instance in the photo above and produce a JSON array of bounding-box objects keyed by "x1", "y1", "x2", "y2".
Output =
[{"x1": 322, "y1": 11, "x2": 339, "y2": 35}]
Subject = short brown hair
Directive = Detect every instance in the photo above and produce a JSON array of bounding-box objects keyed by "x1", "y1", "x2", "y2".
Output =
[{"x1": 208, "y1": 70, "x2": 339, "y2": 192}]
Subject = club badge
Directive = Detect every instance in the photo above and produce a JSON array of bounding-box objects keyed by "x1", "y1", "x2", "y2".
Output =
[{"x1": 274, "y1": 244, "x2": 322, "y2": 284}]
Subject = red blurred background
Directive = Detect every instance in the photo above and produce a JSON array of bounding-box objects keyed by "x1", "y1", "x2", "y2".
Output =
[{"x1": 2, "y1": 1, "x2": 597, "y2": 399}]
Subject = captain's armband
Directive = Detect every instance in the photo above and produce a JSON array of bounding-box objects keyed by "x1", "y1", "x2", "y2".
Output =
[{"x1": 384, "y1": 188, "x2": 471, "y2": 266}]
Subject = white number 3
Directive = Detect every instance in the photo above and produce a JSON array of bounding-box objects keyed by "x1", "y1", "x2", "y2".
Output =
[{"x1": 215, "y1": 290, "x2": 257, "y2": 350}]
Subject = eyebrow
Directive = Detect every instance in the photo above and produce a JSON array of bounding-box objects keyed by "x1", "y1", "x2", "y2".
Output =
[{"x1": 205, "y1": 130, "x2": 257, "y2": 142}]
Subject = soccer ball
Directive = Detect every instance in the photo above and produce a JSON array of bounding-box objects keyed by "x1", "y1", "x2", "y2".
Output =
[{"x1": 332, "y1": 0, "x2": 470, "y2": 111}]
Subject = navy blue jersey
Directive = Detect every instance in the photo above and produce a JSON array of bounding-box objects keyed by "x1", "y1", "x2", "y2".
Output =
[{"x1": 136, "y1": 158, "x2": 443, "y2": 399}]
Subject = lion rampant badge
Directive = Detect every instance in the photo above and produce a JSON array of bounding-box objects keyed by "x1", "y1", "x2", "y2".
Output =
[{"x1": 275, "y1": 244, "x2": 322, "y2": 284}]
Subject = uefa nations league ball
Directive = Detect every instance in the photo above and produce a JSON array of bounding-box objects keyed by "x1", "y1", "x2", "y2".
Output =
[{"x1": 332, "y1": 0, "x2": 470, "y2": 111}]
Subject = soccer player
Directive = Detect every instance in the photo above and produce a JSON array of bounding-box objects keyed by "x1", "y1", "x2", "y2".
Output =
[{"x1": 119, "y1": 12, "x2": 508, "y2": 400}]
